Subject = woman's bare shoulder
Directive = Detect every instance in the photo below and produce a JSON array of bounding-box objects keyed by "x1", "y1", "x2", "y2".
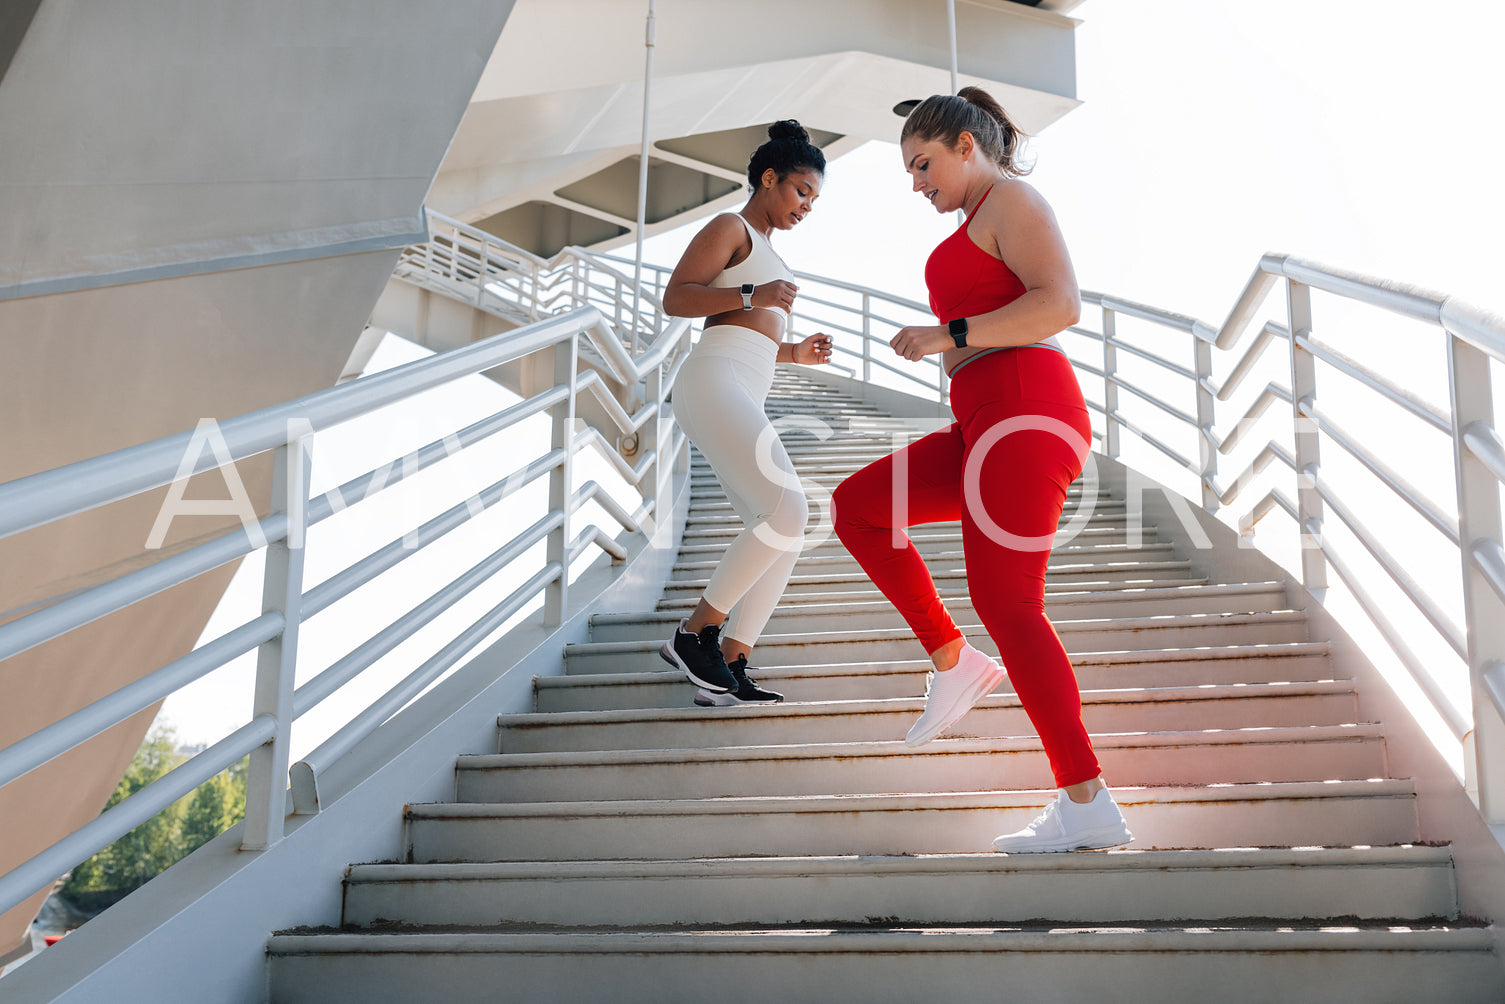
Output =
[{"x1": 983, "y1": 179, "x2": 1057, "y2": 223}]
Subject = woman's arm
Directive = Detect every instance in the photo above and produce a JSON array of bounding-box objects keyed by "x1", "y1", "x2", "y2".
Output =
[
  {"x1": 662, "y1": 214, "x2": 798, "y2": 318},
  {"x1": 890, "y1": 182, "x2": 1081, "y2": 360}
]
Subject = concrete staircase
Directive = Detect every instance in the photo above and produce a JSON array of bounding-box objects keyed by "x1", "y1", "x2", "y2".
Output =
[{"x1": 266, "y1": 369, "x2": 1504, "y2": 1002}]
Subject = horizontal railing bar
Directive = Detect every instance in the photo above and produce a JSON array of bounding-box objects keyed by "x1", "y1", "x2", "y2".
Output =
[
  {"x1": 1070, "y1": 358, "x2": 1106, "y2": 380},
  {"x1": 1238, "y1": 487, "x2": 1299, "y2": 534},
  {"x1": 569, "y1": 525, "x2": 627, "y2": 564},
  {"x1": 1300, "y1": 400, "x2": 1459, "y2": 545},
  {"x1": 1318, "y1": 534, "x2": 1470, "y2": 739},
  {"x1": 290, "y1": 561, "x2": 564, "y2": 810},
  {"x1": 570, "y1": 480, "x2": 643, "y2": 535},
  {"x1": 1308, "y1": 468, "x2": 1467, "y2": 659},
  {"x1": 790, "y1": 271, "x2": 930, "y2": 314},
  {"x1": 0, "y1": 715, "x2": 275, "y2": 919},
  {"x1": 0, "y1": 512, "x2": 285, "y2": 664},
  {"x1": 1214, "y1": 321, "x2": 1290, "y2": 402},
  {"x1": 1473, "y1": 539, "x2": 1505, "y2": 613},
  {"x1": 1064, "y1": 324, "x2": 1105, "y2": 344},
  {"x1": 1218, "y1": 383, "x2": 1292, "y2": 456},
  {"x1": 1082, "y1": 291, "x2": 1216, "y2": 343},
  {"x1": 1295, "y1": 331, "x2": 1451, "y2": 434},
  {"x1": 307, "y1": 385, "x2": 571, "y2": 529},
  {"x1": 1216, "y1": 441, "x2": 1297, "y2": 507},
  {"x1": 1272, "y1": 255, "x2": 1447, "y2": 327},
  {"x1": 1107, "y1": 375, "x2": 1199, "y2": 428},
  {"x1": 1110, "y1": 413, "x2": 1199, "y2": 475},
  {"x1": 1485, "y1": 662, "x2": 1505, "y2": 733},
  {"x1": 1101, "y1": 338, "x2": 1197, "y2": 381},
  {"x1": 1463, "y1": 422, "x2": 1505, "y2": 489},
  {"x1": 291, "y1": 512, "x2": 562, "y2": 720},
  {"x1": 301, "y1": 448, "x2": 567, "y2": 620},
  {"x1": 1442, "y1": 298, "x2": 1505, "y2": 361},
  {"x1": 0, "y1": 613, "x2": 282, "y2": 790},
  {"x1": 0, "y1": 308, "x2": 600, "y2": 541}
]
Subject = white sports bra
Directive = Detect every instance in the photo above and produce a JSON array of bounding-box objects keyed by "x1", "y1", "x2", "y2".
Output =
[{"x1": 710, "y1": 214, "x2": 796, "y2": 335}]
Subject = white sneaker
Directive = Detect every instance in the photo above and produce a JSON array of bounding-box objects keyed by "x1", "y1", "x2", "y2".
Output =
[
  {"x1": 904, "y1": 643, "x2": 1006, "y2": 746},
  {"x1": 991, "y1": 787, "x2": 1133, "y2": 853}
]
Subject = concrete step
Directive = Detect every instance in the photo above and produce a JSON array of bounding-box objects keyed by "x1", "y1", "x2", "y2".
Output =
[
  {"x1": 667, "y1": 543, "x2": 1180, "y2": 580},
  {"x1": 404, "y1": 779, "x2": 1420, "y2": 862},
  {"x1": 653, "y1": 575, "x2": 1219, "y2": 610},
  {"x1": 591, "y1": 581, "x2": 1291, "y2": 644},
  {"x1": 266, "y1": 925, "x2": 1505, "y2": 1004},
  {"x1": 497, "y1": 681, "x2": 1358, "y2": 754},
  {"x1": 563, "y1": 611, "x2": 1313, "y2": 674},
  {"x1": 341, "y1": 845, "x2": 1456, "y2": 929},
  {"x1": 537, "y1": 642, "x2": 1336, "y2": 711},
  {"x1": 672, "y1": 524, "x2": 1152, "y2": 557},
  {"x1": 680, "y1": 513, "x2": 1140, "y2": 543},
  {"x1": 457, "y1": 725, "x2": 1386, "y2": 802},
  {"x1": 661, "y1": 561, "x2": 1203, "y2": 597}
]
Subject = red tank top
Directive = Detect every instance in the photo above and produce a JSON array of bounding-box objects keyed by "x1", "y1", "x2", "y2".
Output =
[{"x1": 924, "y1": 187, "x2": 1026, "y2": 322}]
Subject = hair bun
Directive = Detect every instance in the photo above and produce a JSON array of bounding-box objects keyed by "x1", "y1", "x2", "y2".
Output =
[{"x1": 767, "y1": 119, "x2": 809, "y2": 143}]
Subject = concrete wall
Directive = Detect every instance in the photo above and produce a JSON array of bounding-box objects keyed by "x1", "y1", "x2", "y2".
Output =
[{"x1": 0, "y1": 0, "x2": 517, "y2": 964}]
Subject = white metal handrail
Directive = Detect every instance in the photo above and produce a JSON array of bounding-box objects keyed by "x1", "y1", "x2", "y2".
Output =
[
  {"x1": 0, "y1": 301, "x2": 690, "y2": 919},
  {"x1": 619, "y1": 244, "x2": 1505, "y2": 825},
  {"x1": 1075, "y1": 256, "x2": 1505, "y2": 823}
]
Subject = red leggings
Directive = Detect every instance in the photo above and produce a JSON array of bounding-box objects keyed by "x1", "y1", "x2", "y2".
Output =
[{"x1": 832, "y1": 347, "x2": 1101, "y2": 788}]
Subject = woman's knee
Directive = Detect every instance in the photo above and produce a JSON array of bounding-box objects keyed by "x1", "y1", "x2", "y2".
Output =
[
  {"x1": 832, "y1": 476, "x2": 881, "y2": 538},
  {"x1": 767, "y1": 488, "x2": 810, "y2": 538}
]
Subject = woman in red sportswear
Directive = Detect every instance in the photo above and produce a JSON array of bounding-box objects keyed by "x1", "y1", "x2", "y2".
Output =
[{"x1": 831, "y1": 88, "x2": 1131, "y2": 853}]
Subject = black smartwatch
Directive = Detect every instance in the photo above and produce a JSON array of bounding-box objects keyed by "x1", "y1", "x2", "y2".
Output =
[
  {"x1": 948, "y1": 317, "x2": 969, "y2": 348},
  {"x1": 740, "y1": 283, "x2": 755, "y2": 310}
]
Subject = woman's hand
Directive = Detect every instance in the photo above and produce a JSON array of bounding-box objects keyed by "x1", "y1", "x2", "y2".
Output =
[
  {"x1": 753, "y1": 280, "x2": 799, "y2": 313},
  {"x1": 791, "y1": 332, "x2": 832, "y2": 365},
  {"x1": 890, "y1": 324, "x2": 950, "y2": 361}
]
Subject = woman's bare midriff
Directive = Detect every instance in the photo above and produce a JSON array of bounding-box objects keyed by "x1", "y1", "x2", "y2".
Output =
[
  {"x1": 944, "y1": 345, "x2": 995, "y2": 376},
  {"x1": 705, "y1": 309, "x2": 785, "y2": 346}
]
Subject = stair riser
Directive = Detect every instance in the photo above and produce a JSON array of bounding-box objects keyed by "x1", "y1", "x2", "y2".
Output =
[
  {"x1": 536, "y1": 653, "x2": 1337, "y2": 711},
  {"x1": 660, "y1": 566, "x2": 1197, "y2": 596},
  {"x1": 590, "y1": 592, "x2": 1290, "y2": 642},
  {"x1": 457, "y1": 737, "x2": 1386, "y2": 802},
  {"x1": 264, "y1": 948, "x2": 1505, "y2": 1004},
  {"x1": 563, "y1": 622, "x2": 1310, "y2": 674},
  {"x1": 667, "y1": 547, "x2": 1178, "y2": 580},
  {"x1": 406, "y1": 795, "x2": 1419, "y2": 862},
  {"x1": 343, "y1": 860, "x2": 1454, "y2": 929},
  {"x1": 498, "y1": 693, "x2": 1357, "y2": 754}
]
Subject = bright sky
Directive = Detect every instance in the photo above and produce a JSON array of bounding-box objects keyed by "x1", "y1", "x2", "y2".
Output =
[{"x1": 167, "y1": 1, "x2": 1502, "y2": 765}]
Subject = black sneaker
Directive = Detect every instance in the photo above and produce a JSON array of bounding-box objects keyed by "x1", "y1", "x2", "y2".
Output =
[
  {"x1": 659, "y1": 618, "x2": 737, "y2": 693},
  {"x1": 694, "y1": 654, "x2": 785, "y2": 706}
]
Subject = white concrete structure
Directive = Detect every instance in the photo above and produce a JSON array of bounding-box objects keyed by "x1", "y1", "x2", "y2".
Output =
[{"x1": 6, "y1": 1, "x2": 1505, "y2": 1000}]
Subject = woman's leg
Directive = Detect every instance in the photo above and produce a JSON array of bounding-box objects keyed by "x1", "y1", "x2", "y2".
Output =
[
  {"x1": 831, "y1": 425, "x2": 967, "y2": 656},
  {"x1": 958, "y1": 396, "x2": 1101, "y2": 791}
]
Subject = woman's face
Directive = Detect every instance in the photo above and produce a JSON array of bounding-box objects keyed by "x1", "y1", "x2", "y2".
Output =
[
  {"x1": 901, "y1": 134, "x2": 971, "y2": 214},
  {"x1": 761, "y1": 167, "x2": 822, "y2": 229}
]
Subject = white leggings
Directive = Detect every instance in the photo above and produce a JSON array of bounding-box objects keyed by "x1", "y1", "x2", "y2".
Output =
[{"x1": 673, "y1": 325, "x2": 809, "y2": 647}]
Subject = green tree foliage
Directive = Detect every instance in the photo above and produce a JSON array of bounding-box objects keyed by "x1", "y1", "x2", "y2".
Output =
[{"x1": 61, "y1": 725, "x2": 247, "y2": 908}]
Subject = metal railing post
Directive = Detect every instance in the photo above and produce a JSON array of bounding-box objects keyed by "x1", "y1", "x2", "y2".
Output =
[
  {"x1": 1448, "y1": 332, "x2": 1505, "y2": 820},
  {"x1": 1286, "y1": 279, "x2": 1327, "y2": 596},
  {"x1": 1194, "y1": 330, "x2": 1218, "y2": 511},
  {"x1": 242, "y1": 434, "x2": 312, "y2": 849},
  {"x1": 1102, "y1": 306, "x2": 1120, "y2": 459},
  {"x1": 861, "y1": 293, "x2": 872, "y2": 385},
  {"x1": 544, "y1": 332, "x2": 578, "y2": 624}
]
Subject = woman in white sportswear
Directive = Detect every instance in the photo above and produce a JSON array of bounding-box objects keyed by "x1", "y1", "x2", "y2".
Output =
[{"x1": 658, "y1": 120, "x2": 833, "y2": 706}]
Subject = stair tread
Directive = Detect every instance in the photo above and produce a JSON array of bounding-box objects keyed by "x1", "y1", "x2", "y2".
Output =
[
  {"x1": 462, "y1": 724, "x2": 1384, "y2": 769},
  {"x1": 346, "y1": 844, "x2": 1454, "y2": 881},
  {"x1": 410, "y1": 778, "x2": 1412, "y2": 818},
  {"x1": 566, "y1": 610, "x2": 1311, "y2": 654},
  {"x1": 502, "y1": 680, "x2": 1357, "y2": 729}
]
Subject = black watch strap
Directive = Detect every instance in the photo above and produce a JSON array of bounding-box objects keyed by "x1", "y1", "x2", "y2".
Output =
[{"x1": 948, "y1": 317, "x2": 969, "y2": 348}]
